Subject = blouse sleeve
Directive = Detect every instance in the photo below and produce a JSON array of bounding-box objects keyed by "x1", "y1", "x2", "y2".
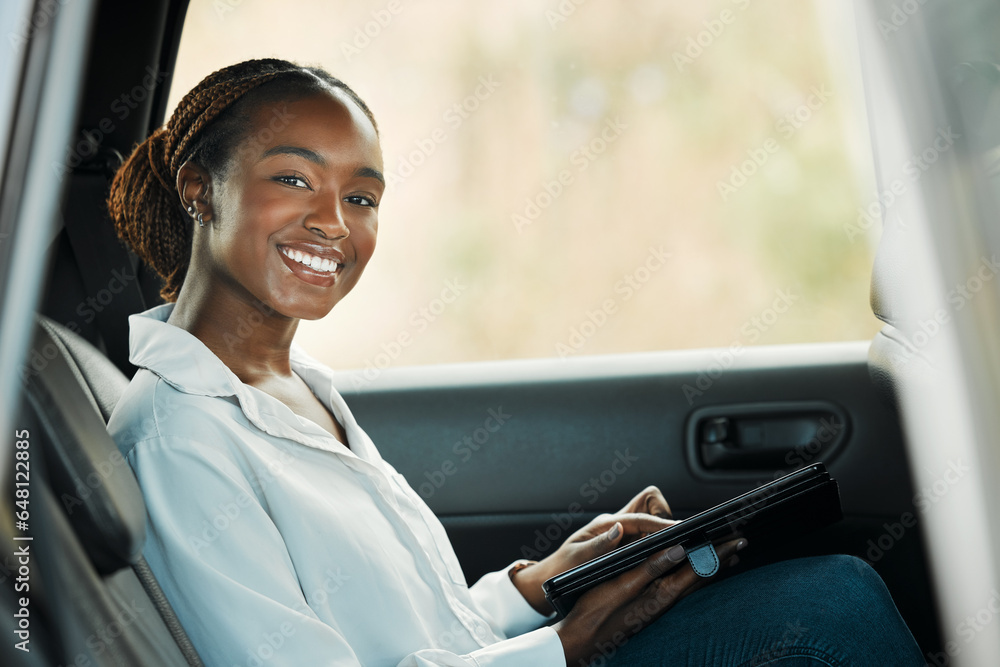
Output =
[{"x1": 469, "y1": 567, "x2": 558, "y2": 638}]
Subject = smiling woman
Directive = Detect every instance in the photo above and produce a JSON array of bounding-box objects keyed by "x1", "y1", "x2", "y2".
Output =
[{"x1": 100, "y1": 57, "x2": 925, "y2": 666}]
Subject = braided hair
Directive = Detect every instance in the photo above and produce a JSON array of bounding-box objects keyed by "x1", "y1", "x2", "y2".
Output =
[{"x1": 107, "y1": 58, "x2": 378, "y2": 302}]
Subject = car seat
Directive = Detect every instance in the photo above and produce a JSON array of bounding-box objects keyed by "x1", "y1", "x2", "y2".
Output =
[{"x1": 0, "y1": 316, "x2": 204, "y2": 666}]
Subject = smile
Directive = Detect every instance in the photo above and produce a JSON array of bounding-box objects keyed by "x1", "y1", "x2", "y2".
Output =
[{"x1": 279, "y1": 246, "x2": 342, "y2": 275}]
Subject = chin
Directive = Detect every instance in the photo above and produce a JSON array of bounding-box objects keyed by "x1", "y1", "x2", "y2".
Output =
[{"x1": 277, "y1": 294, "x2": 343, "y2": 321}]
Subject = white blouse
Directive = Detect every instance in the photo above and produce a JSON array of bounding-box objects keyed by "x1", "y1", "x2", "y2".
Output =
[{"x1": 107, "y1": 304, "x2": 564, "y2": 667}]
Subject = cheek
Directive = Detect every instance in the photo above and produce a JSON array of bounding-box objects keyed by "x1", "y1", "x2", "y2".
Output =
[
  {"x1": 222, "y1": 199, "x2": 286, "y2": 260},
  {"x1": 353, "y1": 219, "x2": 378, "y2": 263}
]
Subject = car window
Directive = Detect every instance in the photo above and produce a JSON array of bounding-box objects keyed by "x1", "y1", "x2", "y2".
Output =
[{"x1": 169, "y1": 0, "x2": 880, "y2": 370}]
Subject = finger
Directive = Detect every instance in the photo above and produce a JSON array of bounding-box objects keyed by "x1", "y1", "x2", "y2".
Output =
[
  {"x1": 639, "y1": 538, "x2": 746, "y2": 607},
  {"x1": 715, "y1": 537, "x2": 747, "y2": 562},
  {"x1": 579, "y1": 541, "x2": 689, "y2": 613},
  {"x1": 641, "y1": 486, "x2": 672, "y2": 519},
  {"x1": 670, "y1": 538, "x2": 747, "y2": 601},
  {"x1": 614, "y1": 513, "x2": 677, "y2": 536},
  {"x1": 583, "y1": 521, "x2": 625, "y2": 558},
  {"x1": 604, "y1": 559, "x2": 702, "y2": 635},
  {"x1": 619, "y1": 538, "x2": 748, "y2": 631},
  {"x1": 575, "y1": 513, "x2": 618, "y2": 534},
  {"x1": 619, "y1": 486, "x2": 671, "y2": 517},
  {"x1": 632, "y1": 543, "x2": 688, "y2": 588}
]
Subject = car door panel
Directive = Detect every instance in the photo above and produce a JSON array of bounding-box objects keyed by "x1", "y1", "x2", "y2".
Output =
[
  {"x1": 338, "y1": 342, "x2": 912, "y2": 522},
  {"x1": 337, "y1": 340, "x2": 939, "y2": 650}
]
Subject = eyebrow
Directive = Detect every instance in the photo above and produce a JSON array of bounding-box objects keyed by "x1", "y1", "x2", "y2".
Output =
[
  {"x1": 261, "y1": 145, "x2": 325, "y2": 165},
  {"x1": 354, "y1": 166, "x2": 385, "y2": 186},
  {"x1": 260, "y1": 145, "x2": 384, "y2": 185}
]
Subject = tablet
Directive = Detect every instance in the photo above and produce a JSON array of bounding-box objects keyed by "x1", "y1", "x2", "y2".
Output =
[{"x1": 541, "y1": 462, "x2": 842, "y2": 617}]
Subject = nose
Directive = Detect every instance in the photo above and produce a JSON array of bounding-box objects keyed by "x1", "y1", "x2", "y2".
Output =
[{"x1": 307, "y1": 193, "x2": 350, "y2": 240}]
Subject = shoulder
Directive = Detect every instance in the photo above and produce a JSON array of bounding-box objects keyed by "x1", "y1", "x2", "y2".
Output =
[{"x1": 108, "y1": 368, "x2": 248, "y2": 460}]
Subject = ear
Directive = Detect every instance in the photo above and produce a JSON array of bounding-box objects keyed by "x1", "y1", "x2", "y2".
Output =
[{"x1": 176, "y1": 160, "x2": 214, "y2": 222}]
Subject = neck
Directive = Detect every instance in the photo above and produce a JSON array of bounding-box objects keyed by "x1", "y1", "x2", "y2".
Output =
[{"x1": 168, "y1": 278, "x2": 299, "y2": 385}]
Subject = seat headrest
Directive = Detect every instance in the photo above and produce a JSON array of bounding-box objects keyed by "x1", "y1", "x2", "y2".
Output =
[
  {"x1": 22, "y1": 317, "x2": 145, "y2": 575},
  {"x1": 35, "y1": 317, "x2": 130, "y2": 422}
]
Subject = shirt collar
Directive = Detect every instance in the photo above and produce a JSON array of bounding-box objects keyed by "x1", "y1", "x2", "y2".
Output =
[
  {"x1": 128, "y1": 303, "x2": 242, "y2": 398},
  {"x1": 128, "y1": 303, "x2": 381, "y2": 464}
]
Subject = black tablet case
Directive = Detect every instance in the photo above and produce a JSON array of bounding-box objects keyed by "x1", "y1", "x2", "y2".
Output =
[{"x1": 542, "y1": 462, "x2": 843, "y2": 617}]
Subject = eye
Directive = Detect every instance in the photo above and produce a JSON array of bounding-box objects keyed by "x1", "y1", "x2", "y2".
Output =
[
  {"x1": 273, "y1": 174, "x2": 310, "y2": 189},
  {"x1": 345, "y1": 194, "x2": 378, "y2": 208}
]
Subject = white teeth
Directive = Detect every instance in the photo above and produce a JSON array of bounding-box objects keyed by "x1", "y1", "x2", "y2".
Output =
[{"x1": 281, "y1": 247, "x2": 339, "y2": 274}]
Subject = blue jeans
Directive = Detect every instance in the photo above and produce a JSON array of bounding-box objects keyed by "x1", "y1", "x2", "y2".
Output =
[{"x1": 597, "y1": 555, "x2": 924, "y2": 666}]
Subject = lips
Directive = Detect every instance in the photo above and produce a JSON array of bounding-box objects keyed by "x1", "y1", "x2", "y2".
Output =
[{"x1": 277, "y1": 243, "x2": 344, "y2": 287}]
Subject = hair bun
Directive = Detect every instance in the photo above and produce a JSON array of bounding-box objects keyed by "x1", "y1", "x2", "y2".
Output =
[{"x1": 145, "y1": 127, "x2": 173, "y2": 191}]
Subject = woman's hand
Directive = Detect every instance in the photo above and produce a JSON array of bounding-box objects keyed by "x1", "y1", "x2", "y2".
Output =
[
  {"x1": 553, "y1": 537, "x2": 747, "y2": 666},
  {"x1": 511, "y1": 486, "x2": 676, "y2": 615},
  {"x1": 618, "y1": 485, "x2": 672, "y2": 520},
  {"x1": 615, "y1": 485, "x2": 672, "y2": 544}
]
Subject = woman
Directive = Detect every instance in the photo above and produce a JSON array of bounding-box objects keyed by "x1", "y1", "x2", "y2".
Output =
[{"x1": 106, "y1": 59, "x2": 923, "y2": 666}]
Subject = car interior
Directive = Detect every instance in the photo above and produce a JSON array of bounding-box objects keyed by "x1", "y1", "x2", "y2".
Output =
[{"x1": 3, "y1": 0, "x2": 1000, "y2": 664}]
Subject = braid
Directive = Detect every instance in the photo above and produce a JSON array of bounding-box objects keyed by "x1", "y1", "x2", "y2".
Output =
[{"x1": 107, "y1": 58, "x2": 376, "y2": 302}]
